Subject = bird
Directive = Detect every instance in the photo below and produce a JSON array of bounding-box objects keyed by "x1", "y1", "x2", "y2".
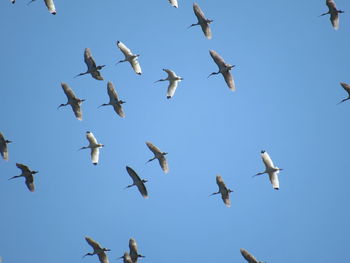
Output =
[
  {"x1": 75, "y1": 48, "x2": 105, "y2": 80},
  {"x1": 11, "y1": 0, "x2": 15, "y2": 3},
  {"x1": 155, "y1": 69, "x2": 183, "y2": 99},
  {"x1": 254, "y1": 150, "x2": 282, "y2": 190},
  {"x1": 9, "y1": 163, "x2": 38, "y2": 192},
  {"x1": 145, "y1": 142, "x2": 169, "y2": 173},
  {"x1": 83, "y1": 236, "x2": 110, "y2": 263},
  {"x1": 58, "y1": 82, "x2": 85, "y2": 120},
  {"x1": 337, "y1": 82, "x2": 350, "y2": 104},
  {"x1": 125, "y1": 166, "x2": 148, "y2": 198},
  {"x1": 99, "y1": 81, "x2": 125, "y2": 118},
  {"x1": 240, "y1": 248, "x2": 264, "y2": 263},
  {"x1": 210, "y1": 175, "x2": 233, "y2": 207},
  {"x1": 129, "y1": 238, "x2": 145, "y2": 263},
  {"x1": 119, "y1": 252, "x2": 133, "y2": 263},
  {"x1": 79, "y1": 131, "x2": 104, "y2": 165},
  {"x1": 320, "y1": 0, "x2": 344, "y2": 30},
  {"x1": 208, "y1": 50, "x2": 235, "y2": 91},
  {"x1": 0, "y1": 132, "x2": 12, "y2": 161},
  {"x1": 27, "y1": 0, "x2": 56, "y2": 15},
  {"x1": 116, "y1": 41, "x2": 142, "y2": 75},
  {"x1": 189, "y1": 3, "x2": 213, "y2": 39},
  {"x1": 168, "y1": 0, "x2": 178, "y2": 8}
]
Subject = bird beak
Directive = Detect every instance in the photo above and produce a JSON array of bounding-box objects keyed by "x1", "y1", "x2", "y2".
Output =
[
  {"x1": 154, "y1": 79, "x2": 161, "y2": 83},
  {"x1": 57, "y1": 104, "x2": 63, "y2": 109},
  {"x1": 8, "y1": 176, "x2": 16, "y2": 180},
  {"x1": 207, "y1": 73, "x2": 215, "y2": 78},
  {"x1": 98, "y1": 104, "x2": 104, "y2": 108}
]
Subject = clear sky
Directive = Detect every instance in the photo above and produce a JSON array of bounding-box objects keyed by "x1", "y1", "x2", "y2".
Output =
[{"x1": 1, "y1": 0, "x2": 350, "y2": 262}]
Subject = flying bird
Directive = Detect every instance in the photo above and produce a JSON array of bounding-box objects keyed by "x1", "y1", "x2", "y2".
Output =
[
  {"x1": 168, "y1": 0, "x2": 178, "y2": 8},
  {"x1": 79, "y1": 131, "x2": 104, "y2": 165},
  {"x1": 0, "y1": 132, "x2": 12, "y2": 161},
  {"x1": 125, "y1": 166, "x2": 148, "y2": 198},
  {"x1": 129, "y1": 238, "x2": 145, "y2": 263},
  {"x1": 240, "y1": 248, "x2": 264, "y2": 263},
  {"x1": 210, "y1": 175, "x2": 233, "y2": 207},
  {"x1": 119, "y1": 252, "x2": 133, "y2": 263},
  {"x1": 75, "y1": 48, "x2": 105, "y2": 80},
  {"x1": 116, "y1": 41, "x2": 142, "y2": 75},
  {"x1": 145, "y1": 142, "x2": 169, "y2": 173},
  {"x1": 9, "y1": 163, "x2": 38, "y2": 192},
  {"x1": 189, "y1": 3, "x2": 213, "y2": 39},
  {"x1": 58, "y1": 83, "x2": 85, "y2": 120},
  {"x1": 208, "y1": 50, "x2": 235, "y2": 91},
  {"x1": 337, "y1": 82, "x2": 350, "y2": 104},
  {"x1": 83, "y1": 236, "x2": 110, "y2": 263},
  {"x1": 320, "y1": 0, "x2": 344, "y2": 30},
  {"x1": 254, "y1": 150, "x2": 282, "y2": 190},
  {"x1": 27, "y1": 0, "x2": 56, "y2": 15},
  {"x1": 155, "y1": 69, "x2": 183, "y2": 99},
  {"x1": 99, "y1": 81, "x2": 125, "y2": 118},
  {"x1": 11, "y1": 0, "x2": 15, "y2": 3}
]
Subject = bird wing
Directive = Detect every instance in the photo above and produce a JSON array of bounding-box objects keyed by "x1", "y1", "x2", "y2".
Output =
[
  {"x1": 216, "y1": 175, "x2": 231, "y2": 207},
  {"x1": 85, "y1": 236, "x2": 102, "y2": 251},
  {"x1": 340, "y1": 82, "x2": 350, "y2": 94},
  {"x1": 0, "y1": 133, "x2": 8, "y2": 160},
  {"x1": 129, "y1": 238, "x2": 138, "y2": 255},
  {"x1": 44, "y1": 0, "x2": 56, "y2": 14},
  {"x1": 25, "y1": 174, "x2": 35, "y2": 192},
  {"x1": 269, "y1": 171, "x2": 280, "y2": 190},
  {"x1": 261, "y1": 151, "x2": 275, "y2": 170},
  {"x1": 126, "y1": 166, "x2": 142, "y2": 184},
  {"x1": 209, "y1": 50, "x2": 225, "y2": 68},
  {"x1": 167, "y1": 80, "x2": 178, "y2": 99},
  {"x1": 86, "y1": 132, "x2": 98, "y2": 145},
  {"x1": 98, "y1": 252, "x2": 109, "y2": 263},
  {"x1": 146, "y1": 142, "x2": 162, "y2": 155},
  {"x1": 130, "y1": 59, "x2": 142, "y2": 75},
  {"x1": 240, "y1": 249, "x2": 259, "y2": 263},
  {"x1": 326, "y1": 0, "x2": 337, "y2": 11},
  {"x1": 113, "y1": 103, "x2": 125, "y2": 118},
  {"x1": 200, "y1": 23, "x2": 212, "y2": 40},
  {"x1": 91, "y1": 148, "x2": 100, "y2": 165},
  {"x1": 91, "y1": 70, "x2": 104, "y2": 81},
  {"x1": 222, "y1": 70, "x2": 235, "y2": 91},
  {"x1": 330, "y1": 12, "x2": 339, "y2": 30},
  {"x1": 163, "y1": 68, "x2": 177, "y2": 78},
  {"x1": 168, "y1": 0, "x2": 178, "y2": 8},
  {"x1": 16, "y1": 163, "x2": 31, "y2": 173},
  {"x1": 84, "y1": 48, "x2": 97, "y2": 71},
  {"x1": 158, "y1": 156, "x2": 169, "y2": 173},
  {"x1": 107, "y1": 82, "x2": 119, "y2": 102},
  {"x1": 61, "y1": 82, "x2": 78, "y2": 100},
  {"x1": 193, "y1": 3, "x2": 206, "y2": 22},
  {"x1": 71, "y1": 102, "x2": 83, "y2": 121},
  {"x1": 136, "y1": 181, "x2": 148, "y2": 198},
  {"x1": 117, "y1": 41, "x2": 133, "y2": 57},
  {"x1": 221, "y1": 192, "x2": 231, "y2": 207}
]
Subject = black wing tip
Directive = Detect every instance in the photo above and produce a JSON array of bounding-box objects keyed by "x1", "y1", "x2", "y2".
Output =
[
  {"x1": 93, "y1": 162, "x2": 98, "y2": 165},
  {"x1": 167, "y1": 96, "x2": 172, "y2": 99},
  {"x1": 261, "y1": 150, "x2": 266, "y2": 153},
  {"x1": 274, "y1": 188, "x2": 279, "y2": 190},
  {"x1": 51, "y1": 11, "x2": 57, "y2": 15}
]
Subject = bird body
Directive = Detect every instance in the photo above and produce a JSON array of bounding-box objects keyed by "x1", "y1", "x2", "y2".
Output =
[
  {"x1": 210, "y1": 175, "x2": 233, "y2": 207},
  {"x1": 189, "y1": 3, "x2": 213, "y2": 39},
  {"x1": 79, "y1": 131, "x2": 104, "y2": 165},
  {"x1": 125, "y1": 166, "x2": 148, "y2": 198},
  {"x1": 75, "y1": 48, "x2": 105, "y2": 80},
  {"x1": 255, "y1": 150, "x2": 282, "y2": 190},
  {"x1": 321, "y1": 0, "x2": 344, "y2": 30},
  {"x1": 84, "y1": 236, "x2": 110, "y2": 263},
  {"x1": 99, "y1": 81, "x2": 125, "y2": 118},
  {"x1": 145, "y1": 142, "x2": 169, "y2": 173},
  {"x1": 240, "y1": 248, "x2": 263, "y2": 263},
  {"x1": 0, "y1": 132, "x2": 12, "y2": 161},
  {"x1": 155, "y1": 69, "x2": 183, "y2": 99},
  {"x1": 116, "y1": 41, "x2": 142, "y2": 75},
  {"x1": 337, "y1": 82, "x2": 350, "y2": 104},
  {"x1": 168, "y1": 0, "x2": 178, "y2": 8},
  {"x1": 120, "y1": 252, "x2": 133, "y2": 263},
  {"x1": 129, "y1": 238, "x2": 145, "y2": 263},
  {"x1": 27, "y1": 0, "x2": 56, "y2": 14},
  {"x1": 58, "y1": 83, "x2": 84, "y2": 120},
  {"x1": 208, "y1": 50, "x2": 235, "y2": 91},
  {"x1": 9, "y1": 163, "x2": 38, "y2": 192}
]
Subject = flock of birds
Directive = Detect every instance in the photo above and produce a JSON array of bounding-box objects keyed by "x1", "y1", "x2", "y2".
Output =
[{"x1": 3, "y1": 0, "x2": 348, "y2": 262}]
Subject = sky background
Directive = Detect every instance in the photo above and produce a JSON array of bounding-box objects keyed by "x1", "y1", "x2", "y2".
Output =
[{"x1": 0, "y1": 0, "x2": 350, "y2": 262}]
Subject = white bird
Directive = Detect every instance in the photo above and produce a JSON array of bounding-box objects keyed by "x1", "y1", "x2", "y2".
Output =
[
  {"x1": 27, "y1": 0, "x2": 56, "y2": 15},
  {"x1": 320, "y1": 0, "x2": 344, "y2": 30},
  {"x1": 145, "y1": 142, "x2": 169, "y2": 173},
  {"x1": 11, "y1": 0, "x2": 15, "y2": 4},
  {"x1": 208, "y1": 50, "x2": 235, "y2": 91},
  {"x1": 119, "y1": 252, "x2": 133, "y2": 263},
  {"x1": 168, "y1": 0, "x2": 178, "y2": 8},
  {"x1": 79, "y1": 131, "x2": 104, "y2": 165},
  {"x1": 129, "y1": 238, "x2": 145, "y2": 263},
  {"x1": 210, "y1": 175, "x2": 233, "y2": 207},
  {"x1": 254, "y1": 150, "x2": 282, "y2": 190},
  {"x1": 189, "y1": 3, "x2": 213, "y2": 39},
  {"x1": 9, "y1": 163, "x2": 38, "y2": 192},
  {"x1": 75, "y1": 48, "x2": 105, "y2": 80},
  {"x1": 116, "y1": 41, "x2": 142, "y2": 75},
  {"x1": 83, "y1": 236, "x2": 110, "y2": 263},
  {"x1": 58, "y1": 82, "x2": 85, "y2": 120},
  {"x1": 337, "y1": 82, "x2": 350, "y2": 104},
  {"x1": 0, "y1": 132, "x2": 12, "y2": 161},
  {"x1": 99, "y1": 81, "x2": 125, "y2": 118},
  {"x1": 240, "y1": 248, "x2": 264, "y2": 263},
  {"x1": 125, "y1": 166, "x2": 148, "y2": 198},
  {"x1": 155, "y1": 69, "x2": 183, "y2": 99}
]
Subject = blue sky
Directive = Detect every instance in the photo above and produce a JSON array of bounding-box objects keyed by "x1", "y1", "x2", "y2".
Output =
[{"x1": 1, "y1": 0, "x2": 350, "y2": 262}]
